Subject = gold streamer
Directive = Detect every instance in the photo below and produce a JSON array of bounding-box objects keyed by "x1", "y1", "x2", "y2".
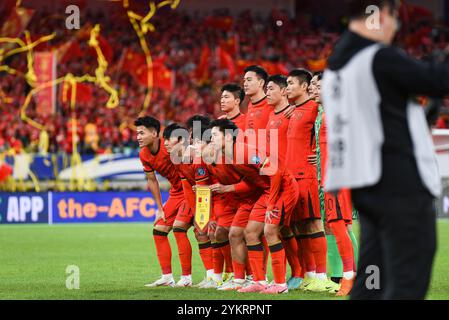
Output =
[
  {"x1": 122, "y1": 0, "x2": 181, "y2": 115},
  {"x1": 0, "y1": 1, "x2": 182, "y2": 191}
]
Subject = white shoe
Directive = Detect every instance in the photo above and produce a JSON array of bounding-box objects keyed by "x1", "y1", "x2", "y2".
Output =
[
  {"x1": 176, "y1": 275, "x2": 193, "y2": 287},
  {"x1": 144, "y1": 275, "x2": 175, "y2": 288},
  {"x1": 217, "y1": 280, "x2": 246, "y2": 291},
  {"x1": 241, "y1": 279, "x2": 256, "y2": 288},
  {"x1": 199, "y1": 279, "x2": 219, "y2": 289},
  {"x1": 245, "y1": 275, "x2": 254, "y2": 282},
  {"x1": 194, "y1": 277, "x2": 210, "y2": 288}
]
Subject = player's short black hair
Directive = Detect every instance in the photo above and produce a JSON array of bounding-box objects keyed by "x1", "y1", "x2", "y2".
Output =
[
  {"x1": 244, "y1": 65, "x2": 269, "y2": 87},
  {"x1": 134, "y1": 116, "x2": 161, "y2": 135},
  {"x1": 221, "y1": 83, "x2": 245, "y2": 105},
  {"x1": 162, "y1": 123, "x2": 187, "y2": 141},
  {"x1": 346, "y1": 0, "x2": 400, "y2": 20},
  {"x1": 313, "y1": 72, "x2": 323, "y2": 81},
  {"x1": 209, "y1": 118, "x2": 239, "y2": 143},
  {"x1": 288, "y1": 68, "x2": 313, "y2": 86},
  {"x1": 186, "y1": 115, "x2": 211, "y2": 142},
  {"x1": 186, "y1": 115, "x2": 210, "y2": 130},
  {"x1": 267, "y1": 74, "x2": 288, "y2": 89}
]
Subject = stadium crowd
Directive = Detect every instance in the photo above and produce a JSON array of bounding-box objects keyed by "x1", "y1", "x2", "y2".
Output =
[{"x1": 1, "y1": 7, "x2": 449, "y2": 156}]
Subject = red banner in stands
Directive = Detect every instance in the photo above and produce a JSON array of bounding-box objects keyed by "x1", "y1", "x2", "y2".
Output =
[{"x1": 34, "y1": 52, "x2": 56, "y2": 116}]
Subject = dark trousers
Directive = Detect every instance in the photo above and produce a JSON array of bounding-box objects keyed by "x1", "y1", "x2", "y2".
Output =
[{"x1": 350, "y1": 190, "x2": 437, "y2": 300}]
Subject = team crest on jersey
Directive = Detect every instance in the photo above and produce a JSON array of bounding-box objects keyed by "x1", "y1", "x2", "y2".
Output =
[
  {"x1": 196, "y1": 167, "x2": 206, "y2": 177},
  {"x1": 251, "y1": 155, "x2": 261, "y2": 165},
  {"x1": 273, "y1": 119, "x2": 283, "y2": 128},
  {"x1": 294, "y1": 112, "x2": 303, "y2": 120}
]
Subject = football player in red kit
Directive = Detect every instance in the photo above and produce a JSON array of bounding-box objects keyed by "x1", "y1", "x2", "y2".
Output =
[
  {"x1": 162, "y1": 122, "x2": 217, "y2": 288},
  {"x1": 243, "y1": 65, "x2": 295, "y2": 277},
  {"x1": 200, "y1": 130, "x2": 260, "y2": 290},
  {"x1": 210, "y1": 119, "x2": 299, "y2": 294},
  {"x1": 265, "y1": 74, "x2": 303, "y2": 290},
  {"x1": 188, "y1": 115, "x2": 235, "y2": 288},
  {"x1": 243, "y1": 65, "x2": 271, "y2": 145},
  {"x1": 285, "y1": 69, "x2": 338, "y2": 293},
  {"x1": 219, "y1": 83, "x2": 246, "y2": 130},
  {"x1": 136, "y1": 116, "x2": 194, "y2": 288}
]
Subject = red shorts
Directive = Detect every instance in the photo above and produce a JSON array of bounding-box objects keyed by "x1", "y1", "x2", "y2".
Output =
[
  {"x1": 249, "y1": 177, "x2": 299, "y2": 226},
  {"x1": 231, "y1": 198, "x2": 256, "y2": 228},
  {"x1": 292, "y1": 178, "x2": 321, "y2": 221},
  {"x1": 340, "y1": 189, "x2": 353, "y2": 222},
  {"x1": 324, "y1": 191, "x2": 352, "y2": 223},
  {"x1": 155, "y1": 192, "x2": 194, "y2": 227},
  {"x1": 213, "y1": 194, "x2": 237, "y2": 228}
]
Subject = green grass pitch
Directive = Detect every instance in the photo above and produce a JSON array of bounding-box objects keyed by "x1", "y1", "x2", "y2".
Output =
[{"x1": 0, "y1": 221, "x2": 448, "y2": 300}]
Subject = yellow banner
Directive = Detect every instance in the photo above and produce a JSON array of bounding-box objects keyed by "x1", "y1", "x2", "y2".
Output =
[{"x1": 195, "y1": 185, "x2": 211, "y2": 233}]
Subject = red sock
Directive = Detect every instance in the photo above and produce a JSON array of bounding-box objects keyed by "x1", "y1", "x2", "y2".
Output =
[
  {"x1": 233, "y1": 261, "x2": 246, "y2": 280},
  {"x1": 295, "y1": 236, "x2": 305, "y2": 278},
  {"x1": 310, "y1": 231, "x2": 327, "y2": 274},
  {"x1": 153, "y1": 229, "x2": 172, "y2": 275},
  {"x1": 269, "y1": 242, "x2": 286, "y2": 284},
  {"x1": 173, "y1": 228, "x2": 192, "y2": 276},
  {"x1": 219, "y1": 241, "x2": 233, "y2": 273},
  {"x1": 198, "y1": 241, "x2": 213, "y2": 271},
  {"x1": 301, "y1": 237, "x2": 316, "y2": 272},
  {"x1": 212, "y1": 243, "x2": 224, "y2": 274},
  {"x1": 246, "y1": 243, "x2": 265, "y2": 282},
  {"x1": 261, "y1": 236, "x2": 269, "y2": 275},
  {"x1": 245, "y1": 260, "x2": 253, "y2": 276},
  {"x1": 329, "y1": 220, "x2": 354, "y2": 273},
  {"x1": 282, "y1": 236, "x2": 302, "y2": 278}
]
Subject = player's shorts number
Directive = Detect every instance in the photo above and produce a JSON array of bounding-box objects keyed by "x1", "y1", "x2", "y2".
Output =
[{"x1": 327, "y1": 198, "x2": 334, "y2": 211}]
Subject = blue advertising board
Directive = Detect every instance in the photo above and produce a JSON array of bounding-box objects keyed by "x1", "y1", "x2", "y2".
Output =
[
  {"x1": 0, "y1": 193, "x2": 49, "y2": 224},
  {"x1": 51, "y1": 192, "x2": 169, "y2": 223},
  {"x1": 4, "y1": 152, "x2": 144, "y2": 181}
]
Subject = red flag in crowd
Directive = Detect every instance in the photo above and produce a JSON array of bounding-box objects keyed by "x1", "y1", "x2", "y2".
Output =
[
  {"x1": 258, "y1": 60, "x2": 289, "y2": 75},
  {"x1": 307, "y1": 58, "x2": 327, "y2": 72},
  {"x1": 57, "y1": 40, "x2": 83, "y2": 64},
  {"x1": 60, "y1": 82, "x2": 93, "y2": 104},
  {"x1": 0, "y1": 6, "x2": 34, "y2": 50},
  {"x1": 195, "y1": 46, "x2": 212, "y2": 82},
  {"x1": 216, "y1": 46, "x2": 236, "y2": 80},
  {"x1": 135, "y1": 57, "x2": 174, "y2": 91},
  {"x1": 235, "y1": 59, "x2": 257, "y2": 75},
  {"x1": 219, "y1": 35, "x2": 239, "y2": 56},
  {"x1": 122, "y1": 48, "x2": 146, "y2": 76}
]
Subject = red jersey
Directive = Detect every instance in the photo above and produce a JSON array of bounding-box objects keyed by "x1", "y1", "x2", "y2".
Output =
[
  {"x1": 174, "y1": 162, "x2": 197, "y2": 208},
  {"x1": 266, "y1": 105, "x2": 291, "y2": 166},
  {"x1": 219, "y1": 112, "x2": 247, "y2": 141},
  {"x1": 176, "y1": 163, "x2": 196, "y2": 186},
  {"x1": 139, "y1": 138, "x2": 183, "y2": 195},
  {"x1": 229, "y1": 143, "x2": 293, "y2": 210},
  {"x1": 205, "y1": 154, "x2": 256, "y2": 201},
  {"x1": 229, "y1": 112, "x2": 247, "y2": 131},
  {"x1": 245, "y1": 97, "x2": 271, "y2": 145},
  {"x1": 286, "y1": 99, "x2": 319, "y2": 179},
  {"x1": 193, "y1": 159, "x2": 231, "y2": 203}
]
